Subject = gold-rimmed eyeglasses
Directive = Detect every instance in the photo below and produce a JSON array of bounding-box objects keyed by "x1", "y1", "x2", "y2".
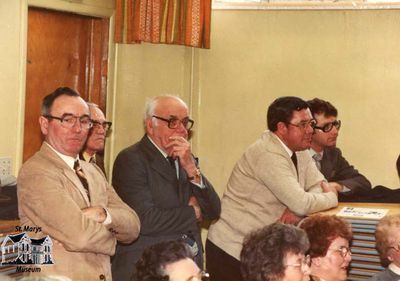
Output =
[
  {"x1": 288, "y1": 120, "x2": 317, "y2": 130},
  {"x1": 329, "y1": 246, "x2": 351, "y2": 258},
  {"x1": 285, "y1": 254, "x2": 311, "y2": 269}
]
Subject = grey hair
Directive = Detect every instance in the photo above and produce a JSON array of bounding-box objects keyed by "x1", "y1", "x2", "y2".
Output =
[{"x1": 143, "y1": 95, "x2": 187, "y2": 127}]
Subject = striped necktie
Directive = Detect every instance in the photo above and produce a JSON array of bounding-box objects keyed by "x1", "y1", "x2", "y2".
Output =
[
  {"x1": 312, "y1": 153, "x2": 322, "y2": 171},
  {"x1": 74, "y1": 160, "x2": 90, "y2": 200}
]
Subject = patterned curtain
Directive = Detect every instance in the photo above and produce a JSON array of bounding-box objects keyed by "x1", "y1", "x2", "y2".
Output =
[{"x1": 114, "y1": 0, "x2": 211, "y2": 48}]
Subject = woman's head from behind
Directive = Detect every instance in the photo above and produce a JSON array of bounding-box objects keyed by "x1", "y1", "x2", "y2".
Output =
[
  {"x1": 301, "y1": 215, "x2": 352, "y2": 281},
  {"x1": 241, "y1": 222, "x2": 310, "y2": 281}
]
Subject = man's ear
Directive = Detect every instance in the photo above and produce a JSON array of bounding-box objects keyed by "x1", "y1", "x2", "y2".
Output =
[
  {"x1": 39, "y1": 116, "x2": 49, "y2": 135},
  {"x1": 145, "y1": 117, "x2": 154, "y2": 135},
  {"x1": 276, "y1": 121, "x2": 288, "y2": 134}
]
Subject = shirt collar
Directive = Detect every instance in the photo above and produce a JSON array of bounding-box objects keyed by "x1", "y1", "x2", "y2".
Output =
[
  {"x1": 309, "y1": 148, "x2": 324, "y2": 158},
  {"x1": 272, "y1": 132, "x2": 293, "y2": 158},
  {"x1": 82, "y1": 151, "x2": 96, "y2": 162},
  {"x1": 45, "y1": 142, "x2": 78, "y2": 170},
  {"x1": 389, "y1": 263, "x2": 400, "y2": 275},
  {"x1": 147, "y1": 135, "x2": 168, "y2": 159}
]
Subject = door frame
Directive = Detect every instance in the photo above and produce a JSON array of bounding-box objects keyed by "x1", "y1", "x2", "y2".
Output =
[{"x1": 17, "y1": 0, "x2": 117, "y2": 175}]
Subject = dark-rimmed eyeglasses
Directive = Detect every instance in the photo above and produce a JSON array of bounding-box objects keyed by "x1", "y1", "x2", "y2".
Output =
[
  {"x1": 44, "y1": 114, "x2": 93, "y2": 130},
  {"x1": 329, "y1": 246, "x2": 351, "y2": 258},
  {"x1": 152, "y1": 115, "x2": 194, "y2": 130},
  {"x1": 288, "y1": 120, "x2": 317, "y2": 130},
  {"x1": 389, "y1": 242, "x2": 400, "y2": 252},
  {"x1": 314, "y1": 120, "x2": 341, "y2": 133},
  {"x1": 285, "y1": 254, "x2": 311, "y2": 269},
  {"x1": 91, "y1": 120, "x2": 112, "y2": 132}
]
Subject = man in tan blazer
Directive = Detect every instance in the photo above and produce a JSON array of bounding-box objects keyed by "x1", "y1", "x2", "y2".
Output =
[
  {"x1": 206, "y1": 96, "x2": 339, "y2": 281},
  {"x1": 17, "y1": 87, "x2": 140, "y2": 281}
]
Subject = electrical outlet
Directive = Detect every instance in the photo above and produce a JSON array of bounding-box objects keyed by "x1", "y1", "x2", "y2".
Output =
[{"x1": 0, "y1": 157, "x2": 12, "y2": 176}]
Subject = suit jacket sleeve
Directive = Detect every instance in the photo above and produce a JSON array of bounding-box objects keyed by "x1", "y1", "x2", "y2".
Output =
[
  {"x1": 251, "y1": 151, "x2": 337, "y2": 216},
  {"x1": 112, "y1": 147, "x2": 213, "y2": 236},
  {"x1": 18, "y1": 166, "x2": 117, "y2": 256},
  {"x1": 89, "y1": 165, "x2": 141, "y2": 244},
  {"x1": 324, "y1": 148, "x2": 371, "y2": 194},
  {"x1": 188, "y1": 174, "x2": 221, "y2": 220}
]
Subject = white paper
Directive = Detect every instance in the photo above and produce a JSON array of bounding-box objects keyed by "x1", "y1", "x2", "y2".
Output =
[{"x1": 336, "y1": 207, "x2": 389, "y2": 219}]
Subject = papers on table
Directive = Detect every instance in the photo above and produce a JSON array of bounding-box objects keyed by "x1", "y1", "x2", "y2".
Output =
[{"x1": 337, "y1": 207, "x2": 389, "y2": 219}]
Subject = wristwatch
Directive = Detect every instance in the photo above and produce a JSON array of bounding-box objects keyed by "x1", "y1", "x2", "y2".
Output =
[{"x1": 188, "y1": 168, "x2": 201, "y2": 181}]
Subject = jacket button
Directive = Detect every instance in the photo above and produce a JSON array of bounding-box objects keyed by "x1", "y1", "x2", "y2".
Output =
[{"x1": 99, "y1": 274, "x2": 105, "y2": 280}]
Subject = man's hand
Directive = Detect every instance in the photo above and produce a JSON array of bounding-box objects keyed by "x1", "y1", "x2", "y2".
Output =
[
  {"x1": 278, "y1": 208, "x2": 302, "y2": 225},
  {"x1": 165, "y1": 136, "x2": 198, "y2": 176},
  {"x1": 81, "y1": 206, "x2": 107, "y2": 223},
  {"x1": 321, "y1": 181, "x2": 338, "y2": 196},
  {"x1": 188, "y1": 196, "x2": 203, "y2": 222},
  {"x1": 329, "y1": 182, "x2": 344, "y2": 192}
]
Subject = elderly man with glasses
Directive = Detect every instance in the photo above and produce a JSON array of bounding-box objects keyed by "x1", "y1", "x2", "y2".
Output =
[
  {"x1": 307, "y1": 98, "x2": 371, "y2": 199},
  {"x1": 80, "y1": 102, "x2": 112, "y2": 175},
  {"x1": 111, "y1": 95, "x2": 221, "y2": 281},
  {"x1": 17, "y1": 87, "x2": 140, "y2": 281}
]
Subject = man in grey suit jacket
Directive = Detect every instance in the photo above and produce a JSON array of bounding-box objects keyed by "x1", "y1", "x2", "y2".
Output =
[
  {"x1": 206, "y1": 96, "x2": 338, "y2": 281},
  {"x1": 111, "y1": 95, "x2": 221, "y2": 281},
  {"x1": 307, "y1": 98, "x2": 371, "y2": 197},
  {"x1": 18, "y1": 87, "x2": 140, "y2": 281}
]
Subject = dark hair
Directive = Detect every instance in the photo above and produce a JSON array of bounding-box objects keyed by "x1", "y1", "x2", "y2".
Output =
[
  {"x1": 267, "y1": 96, "x2": 309, "y2": 132},
  {"x1": 41, "y1": 87, "x2": 80, "y2": 116},
  {"x1": 134, "y1": 240, "x2": 193, "y2": 281},
  {"x1": 300, "y1": 215, "x2": 352, "y2": 258},
  {"x1": 396, "y1": 154, "x2": 400, "y2": 178},
  {"x1": 240, "y1": 223, "x2": 309, "y2": 281},
  {"x1": 307, "y1": 98, "x2": 338, "y2": 118}
]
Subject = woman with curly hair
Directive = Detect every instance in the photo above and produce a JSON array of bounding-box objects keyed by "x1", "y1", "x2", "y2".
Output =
[
  {"x1": 300, "y1": 215, "x2": 352, "y2": 281},
  {"x1": 240, "y1": 222, "x2": 311, "y2": 281}
]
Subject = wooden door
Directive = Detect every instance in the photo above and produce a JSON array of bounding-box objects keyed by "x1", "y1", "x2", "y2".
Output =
[{"x1": 23, "y1": 7, "x2": 109, "y2": 162}]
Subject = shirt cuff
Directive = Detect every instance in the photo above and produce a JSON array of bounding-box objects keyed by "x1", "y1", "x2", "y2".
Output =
[
  {"x1": 102, "y1": 208, "x2": 112, "y2": 225},
  {"x1": 340, "y1": 185, "x2": 351, "y2": 193},
  {"x1": 191, "y1": 176, "x2": 206, "y2": 189}
]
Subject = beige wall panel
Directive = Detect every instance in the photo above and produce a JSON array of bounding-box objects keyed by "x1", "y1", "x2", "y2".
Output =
[
  {"x1": 111, "y1": 44, "x2": 192, "y2": 163},
  {"x1": 198, "y1": 10, "x2": 400, "y2": 195},
  {"x1": 0, "y1": 1, "x2": 25, "y2": 175}
]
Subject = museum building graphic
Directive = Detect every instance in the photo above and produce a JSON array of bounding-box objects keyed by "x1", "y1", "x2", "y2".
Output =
[{"x1": 0, "y1": 232, "x2": 53, "y2": 265}]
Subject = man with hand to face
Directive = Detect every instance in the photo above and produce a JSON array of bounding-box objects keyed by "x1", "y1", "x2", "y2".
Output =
[
  {"x1": 17, "y1": 87, "x2": 140, "y2": 281},
  {"x1": 307, "y1": 98, "x2": 371, "y2": 198},
  {"x1": 111, "y1": 95, "x2": 221, "y2": 281}
]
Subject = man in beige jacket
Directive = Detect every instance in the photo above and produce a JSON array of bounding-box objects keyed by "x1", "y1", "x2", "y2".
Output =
[
  {"x1": 206, "y1": 96, "x2": 338, "y2": 281},
  {"x1": 17, "y1": 87, "x2": 140, "y2": 281}
]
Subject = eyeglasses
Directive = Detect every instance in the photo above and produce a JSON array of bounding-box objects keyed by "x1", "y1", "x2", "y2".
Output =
[
  {"x1": 314, "y1": 120, "x2": 341, "y2": 133},
  {"x1": 186, "y1": 271, "x2": 210, "y2": 281},
  {"x1": 91, "y1": 120, "x2": 112, "y2": 132},
  {"x1": 285, "y1": 255, "x2": 311, "y2": 269},
  {"x1": 389, "y1": 242, "x2": 400, "y2": 252},
  {"x1": 329, "y1": 246, "x2": 351, "y2": 258},
  {"x1": 44, "y1": 114, "x2": 93, "y2": 130},
  {"x1": 288, "y1": 120, "x2": 317, "y2": 130},
  {"x1": 152, "y1": 115, "x2": 194, "y2": 130}
]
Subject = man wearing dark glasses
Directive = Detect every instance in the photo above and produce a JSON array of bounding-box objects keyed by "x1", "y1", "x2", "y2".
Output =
[
  {"x1": 307, "y1": 98, "x2": 371, "y2": 198},
  {"x1": 80, "y1": 103, "x2": 112, "y2": 175}
]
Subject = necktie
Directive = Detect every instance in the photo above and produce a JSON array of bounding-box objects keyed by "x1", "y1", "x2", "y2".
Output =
[
  {"x1": 74, "y1": 160, "x2": 90, "y2": 200},
  {"x1": 167, "y1": 157, "x2": 178, "y2": 178},
  {"x1": 312, "y1": 153, "x2": 322, "y2": 171},
  {"x1": 89, "y1": 156, "x2": 96, "y2": 164},
  {"x1": 291, "y1": 153, "x2": 298, "y2": 171}
]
